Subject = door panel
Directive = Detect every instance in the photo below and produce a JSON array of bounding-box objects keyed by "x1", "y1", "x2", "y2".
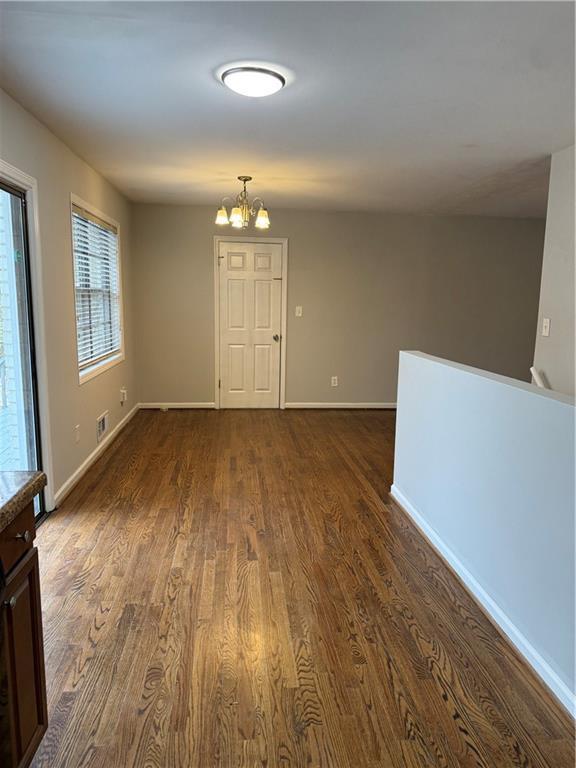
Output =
[
  {"x1": 2, "y1": 547, "x2": 48, "y2": 766},
  {"x1": 227, "y1": 251, "x2": 246, "y2": 271},
  {"x1": 219, "y1": 241, "x2": 282, "y2": 408},
  {"x1": 227, "y1": 280, "x2": 246, "y2": 329},
  {"x1": 254, "y1": 345, "x2": 272, "y2": 392},
  {"x1": 228, "y1": 345, "x2": 246, "y2": 392},
  {"x1": 254, "y1": 251, "x2": 272, "y2": 271},
  {"x1": 254, "y1": 281, "x2": 273, "y2": 329}
]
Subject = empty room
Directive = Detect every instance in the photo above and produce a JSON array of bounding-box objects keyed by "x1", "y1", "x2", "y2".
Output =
[{"x1": 0, "y1": 2, "x2": 574, "y2": 766}]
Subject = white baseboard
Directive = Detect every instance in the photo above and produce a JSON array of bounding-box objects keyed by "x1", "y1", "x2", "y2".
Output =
[
  {"x1": 141, "y1": 402, "x2": 392, "y2": 410},
  {"x1": 284, "y1": 402, "x2": 396, "y2": 409},
  {"x1": 53, "y1": 404, "x2": 140, "y2": 507},
  {"x1": 139, "y1": 402, "x2": 216, "y2": 409},
  {"x1": 390, "y1": 484, "x2": 576, "y2": 717}
]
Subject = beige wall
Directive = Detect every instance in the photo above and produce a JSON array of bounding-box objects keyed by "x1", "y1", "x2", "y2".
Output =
[
  {"x1": 533, "y1": 145, "x2": 575, "y2": 396},
  {"x1": 0, "y1": 89, "x2": 137, "y2": 503},
  {"x1": 133, "y1": 205, "x2": 545, "y2": 405}
]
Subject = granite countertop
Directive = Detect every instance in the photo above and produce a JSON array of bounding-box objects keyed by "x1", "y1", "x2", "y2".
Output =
[{"x1": 0, "y1": 471, "x2": 47, "y2": 533}]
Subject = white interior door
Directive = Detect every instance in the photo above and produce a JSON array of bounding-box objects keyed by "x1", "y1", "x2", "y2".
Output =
[{"x1": 218, "y1": 241, "x2": 283, "y2": 408}]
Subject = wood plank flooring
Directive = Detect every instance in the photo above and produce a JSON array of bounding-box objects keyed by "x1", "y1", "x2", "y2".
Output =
[{"x1": 31, "y1": 409, "x2": 573, "y2": 767}]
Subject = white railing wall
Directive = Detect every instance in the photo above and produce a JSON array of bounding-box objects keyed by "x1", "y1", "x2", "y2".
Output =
[{"x1": 391, "y1": 351, "x2": 575, "y2": 714}]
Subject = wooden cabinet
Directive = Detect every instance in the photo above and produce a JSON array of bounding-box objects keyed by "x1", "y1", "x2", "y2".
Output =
[
  {"x1": 0, "y1": 502, "x2": 35, "y2": 575},
  {"x1": 0, "y1": 505, "x2": 47, "y2": 768}
]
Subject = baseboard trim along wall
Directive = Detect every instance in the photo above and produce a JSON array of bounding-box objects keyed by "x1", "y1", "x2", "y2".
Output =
[
  {"x1": 390, "y1": 484, "x2": 576, "y2": 717},
  {"x1": 284, "y1": 402, "x2": 396, "y2": 409},
  {"x1": 53, "y1": 403, "x2": 140, "y2": 507},
  {"x1": 139, "y1": 402, "x2": 216, "y2": 409}
]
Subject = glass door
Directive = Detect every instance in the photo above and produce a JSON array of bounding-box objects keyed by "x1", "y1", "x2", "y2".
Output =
[{"x1": 0, "y1": 180, "x2": 43, "y2": 515}]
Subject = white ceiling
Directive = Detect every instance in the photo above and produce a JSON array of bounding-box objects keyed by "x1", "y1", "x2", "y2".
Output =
[{"x1": 0, "y1": 2, "x2": 573, "y2": 217}]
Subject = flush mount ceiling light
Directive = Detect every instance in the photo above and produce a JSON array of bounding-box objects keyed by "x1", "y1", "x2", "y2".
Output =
[
  {"x1": 215, "y1": 176, "x2": 270, "y2": 230},
  {"x1": 220, "y1": 66, "x2": 286, "y2": 97}
]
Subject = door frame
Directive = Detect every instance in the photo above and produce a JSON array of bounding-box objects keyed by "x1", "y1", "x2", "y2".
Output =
[
  {"x1": 213, "y1": 235, "x2": 288, "y2": 409},
  {"x1": 0, "y1": 159, "x2": 55, "y2": 511}
]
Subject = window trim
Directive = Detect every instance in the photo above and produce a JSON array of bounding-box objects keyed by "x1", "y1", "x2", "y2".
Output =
[{"x1": 70, "y1": 194, "x2": 125, "y2": 385}]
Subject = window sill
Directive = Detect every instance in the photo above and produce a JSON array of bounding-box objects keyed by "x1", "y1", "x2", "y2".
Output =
[{"x1": 79, "y1": 352, "x2": 125, "y2": 385}]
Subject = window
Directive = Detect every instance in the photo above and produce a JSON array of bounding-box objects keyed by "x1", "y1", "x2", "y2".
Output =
[{"x1": 71, "y1": 201, "x2": 123, "y2": 382}]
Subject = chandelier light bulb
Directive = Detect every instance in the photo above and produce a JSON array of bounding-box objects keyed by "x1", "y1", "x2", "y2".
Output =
[
  {"x1": 215, "y1": 206, "x2": 229, "y2": 226},
  {"x1": 255, "y1": 208, "x2": 270, "y2": 229},
  {"x1": 229, "y1": 207, "x2": 243, "y2": 225}
]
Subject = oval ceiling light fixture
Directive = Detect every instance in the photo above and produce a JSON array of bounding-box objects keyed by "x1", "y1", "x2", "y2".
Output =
[
  {"x1": 219, "y1": 63, "x2": 288, "y2": 98},
  {"x1": 221, "y1": 66, "x2": 285, "y2": 97}
]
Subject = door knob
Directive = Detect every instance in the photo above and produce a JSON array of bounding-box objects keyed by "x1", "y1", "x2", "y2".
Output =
[{"x1": 273, "y1": 334, "x2": 280, "y2": 342}]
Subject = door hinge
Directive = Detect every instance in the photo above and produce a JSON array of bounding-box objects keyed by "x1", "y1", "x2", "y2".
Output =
[{"x1": 218, "y1": 379, "x2": 221, "y2": 389}]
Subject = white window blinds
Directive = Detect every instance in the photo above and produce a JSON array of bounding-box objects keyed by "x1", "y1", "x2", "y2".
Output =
[{"x1": 72, "y1": 205, "x2": 122, "y2": 371}]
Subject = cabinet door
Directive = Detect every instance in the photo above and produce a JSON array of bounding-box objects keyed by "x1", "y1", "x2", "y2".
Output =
[{"x1": 2, "y1": 547, "x2": 47, "y2": 767}]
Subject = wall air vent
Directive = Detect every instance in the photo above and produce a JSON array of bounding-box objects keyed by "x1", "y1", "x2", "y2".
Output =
[{"x1": 96, "y1": 411, "x2": 109, "y2": 443}]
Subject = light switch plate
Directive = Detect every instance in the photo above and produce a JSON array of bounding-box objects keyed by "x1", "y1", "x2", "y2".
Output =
[
  {"x1": 295, "y1": 306, "x2": 303, "y2": 317},
  {"x1": 542, "y1": 317, "x2": 551, "y2": 337}
]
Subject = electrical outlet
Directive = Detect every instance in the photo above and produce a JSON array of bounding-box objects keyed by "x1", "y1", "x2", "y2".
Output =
[
  {"x1": 331, "y1": 376, "x2": 338, "y2": 387},
  {"x1": 74, "y1": 424, "x2": 80, "y2": 444},
  {"x1": 120, "y1": 387, "x2": 128, "y2": 404},
  {"x1": 542, "y1": 317, "x2": 551, "y2": 337},
  {"x1": 295, "y1": 305, "x2": 303, "y2": 317}
]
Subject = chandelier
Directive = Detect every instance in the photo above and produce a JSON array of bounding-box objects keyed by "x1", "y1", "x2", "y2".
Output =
[{"x1": 215, "y1": 176, "x2": 270, "y2": 230}]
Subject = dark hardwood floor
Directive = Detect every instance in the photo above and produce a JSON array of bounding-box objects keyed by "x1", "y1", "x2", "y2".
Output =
[{"x1": 31, "y1": 409, "x2": 573, "y2": 767}]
